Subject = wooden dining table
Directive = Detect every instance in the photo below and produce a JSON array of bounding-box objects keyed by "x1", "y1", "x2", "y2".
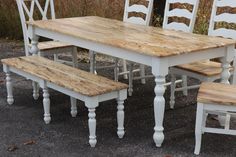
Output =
[{"x1": 27, "y1": 16, "x2": 236, "y2": 147}]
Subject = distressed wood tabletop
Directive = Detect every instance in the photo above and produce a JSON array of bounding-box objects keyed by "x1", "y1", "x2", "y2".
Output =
[
  {"x1": 27, "y1": 16, "x2": 236, "y2": 58},
  {"x1": 1, "y1": 56, "x2": 128, "y2": 96}
]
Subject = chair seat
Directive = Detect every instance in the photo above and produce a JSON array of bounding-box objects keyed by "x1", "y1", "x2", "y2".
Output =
[
  {"x1": 29, "y1": 41, "x2": 73, "y2": 51},
  {"x1": 198, "y1": 82, "x2": 236, "y2": 106},
  {"x1": 176, "y1": 60, "x2": 233, "y2": 76}
]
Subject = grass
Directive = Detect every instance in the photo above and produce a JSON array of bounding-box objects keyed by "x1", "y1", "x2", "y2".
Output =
[{"x1": 0, "y1": 0, "x2": 235, "y2": 39}]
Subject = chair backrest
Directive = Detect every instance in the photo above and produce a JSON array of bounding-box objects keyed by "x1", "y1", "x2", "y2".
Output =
[
  {"x1": 208, "y1": 0, "x2": 236, "y2": 40},
  {"x1": 123, "y1": 0, "x2": 153, "y2": 26},
  {"x1": 16, "y1": 0, "x2": 56, "y2": 56},
  {"x1": 163, "y1": 0, "x2": 200, "y2": 33}
]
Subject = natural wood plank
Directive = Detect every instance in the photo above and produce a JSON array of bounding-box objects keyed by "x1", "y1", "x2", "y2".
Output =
[
  {"x1": 176, "y1": 60, "x2": 233, "y2": 76},
  {"x1": 27, "y1": 16, "x2": 236, "y2": 57},
  {"x1": 1, "y1": 56, "x2": 128, "y2": 96},
  {"x1": 198, "y1": 82, "x2": 236, "y2": 106},
  {"x1": 29, "y1": 41, "x2": 72, "y2": 51}
]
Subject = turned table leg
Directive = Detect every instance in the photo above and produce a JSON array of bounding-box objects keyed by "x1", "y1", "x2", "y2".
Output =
[
  {"x1": 70, "y1": 97, "x2": 77, "y2": 117},
  {"x1": 153, "y1": 75, "x2": 166, "y2": 147}
]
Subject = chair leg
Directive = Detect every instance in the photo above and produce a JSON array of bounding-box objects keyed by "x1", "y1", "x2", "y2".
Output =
[
  {"x1": 43, "y1": 87, "x2": 51, "y2": 124},
  {"x1": 6, "y1": 71, "x2": 14, "y2": 105},
  {"x1": 88, "y1": 107, "x2": 97, "y2": 147},
  {"x1": 89, "y1": 50, "x2": 97, "y2": 74},
  {"x1": 194, "y1": 103, "x2": 204, "y2": 155},
  {"x1": 117, "y1": 98, "x2": 125, "y2": 138},
  {"x1": 182, "y1": 75, "x2": 188, "y2": 96},
  {"x1": 72, "y1": 47, "x2": 78, "y2": 68},
  {"x1": 122, "y1": 59, "x2": 128, "y2": 79},
  {"x1": 32, "y1": 81, "x2": 39, "y2": 100},
  {"x1": 114, "y1": 58, "x2": 119, "y2": 81},
  {"x1": 53, "y1": 54, "x2": 59, "y2": 62},
  {"x1": 170, "y1": 74, "x2": 176, "y2": 109},
  {"x1": 70, "y1": 97, "x2": 77, "y2": 118},
  {"x1": 128, "y1": 63, "x2": 134, "y2": 96},
  {"x1": 140, "y1": 64, "x2": 146, "y2": 84}
]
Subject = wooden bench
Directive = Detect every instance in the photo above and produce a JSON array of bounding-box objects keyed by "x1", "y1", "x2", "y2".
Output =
[
  {"x1": 194, "y1": 82, "x2": 236, "y2": 155},
  {"x1": 1, "y1": 56, "x2": 128, "y2": 147}
]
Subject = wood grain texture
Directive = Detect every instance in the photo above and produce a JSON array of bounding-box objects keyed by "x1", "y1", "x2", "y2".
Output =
[
  {"x1": 198, "y1": 82, "x2": 236, "y2": 106},
  {"x1": 1, "y1": 56, "x2": 128, "y2": 96},
  {"x1": 28, "y1": 41, "x2": 72, "y2": 51},
  {"x1": 177, "y1": 60, "x2": 233, "y2": 76},
  {"x1": 27, "y1": 16, "x2": 236, "y2": 57}
]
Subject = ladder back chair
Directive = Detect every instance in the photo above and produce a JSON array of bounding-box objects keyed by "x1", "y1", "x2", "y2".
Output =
[
  {"x1": 169, "y1": 0, "x2": 236, "y2": 110},
  {"x1": 89, "y1": 0, "x2": 153, "y2": 96},
  {"x1": 16, "y1": 0, "x2": 79, "y2": 114},
  {"x1": 16, "y1": 0, "x2": 78, "y2": 67}
]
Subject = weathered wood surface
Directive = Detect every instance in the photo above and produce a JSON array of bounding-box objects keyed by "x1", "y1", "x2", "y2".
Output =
[
  {"x1": 198, "y1": 82, "x2": 236, "y2": 106},
  {"x1": 29, "y1": 41, "x2": 72, "y2": 51},
  {"x1": 1, "y1": 56, "x2": 128, "y2": 96},
  {"x1": 27, "y1": 16, "x2": 236, "y2": 57},
  {"x1": 177, "y1": 60, "x2": 233, "y2": 76}
]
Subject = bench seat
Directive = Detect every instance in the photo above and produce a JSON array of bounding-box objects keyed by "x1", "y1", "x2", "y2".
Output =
[{"x1": 2, "y1": 56, "x2": 128, "y2": 147}]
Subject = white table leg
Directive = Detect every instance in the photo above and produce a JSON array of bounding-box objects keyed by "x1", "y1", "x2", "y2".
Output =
[
  {"x1": 43, "y1": 87, "x2": 51, "y2": 124},
  {"x1": 70, "y1": 97, "x2": 77, "y2": 117},
  {"x1": 32, "y1": 81, "x2": 39, "y2": 100},
  {"x1": 153, "y1": 75, "x2": 166, "y2": 147}
]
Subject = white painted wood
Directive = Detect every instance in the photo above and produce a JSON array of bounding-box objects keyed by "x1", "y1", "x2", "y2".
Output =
[
  {"x1": 16, "y1": 0, "x2": 77, "y2": 67},
  {"x1": 70, "y1": 97, "x2": 77, "y2": 118},
  {"x1": 170, "y1": 74, "x2": 176, "y2": 109},
  {"x1": 27, "y1": 16, "x2": 235, "y2": 147},
  {"x1": 3, "y1": 57, "x2": 128, "y2": 147},
  {"x1": 6, "y1": 70, "x2": 14, "y2": 105},
  {"x1": 32, "y1": 81, "x2": 39, "y2": 100},
  {"x1": 128, "y1": 63, "x2": 134, "y2": 96},
  {"x1": 214, "y1": 13, "x2": 236, "y2": 23},
  {"x1": 117, "y1": 99, "x2": 125, "y2": 138},
  {"x1": 43, "y1": 86, "x2": 51, "y2": 124},
  {"x1": 181, "y1": 75, "x2": 188, "y2": 96},
  {"x1": 217, "y1": 0, "x2": 236, "y2": 7},
  {"x1": 194, "y1": 101, "x2": 236, "y2": 155},
  {"x1": 88, "y1": 108, "x2": 97, "y2": 147},
  {"x1": 163, "y1": 0, "x2": 199, "y2": 33},
  {"x1": 167, "y1": 8, "x2": 192, "y2": 19},
  {"x1": 153, "y1": 75, "x2": 166, "y2": 147},
  {"x1": 91, "y1": 0, "x2": 153, "y2": 94},
  {"x1": 170, "y1": 0, "x2": 236, "y2": 109},
  {"x1": 194, "y1": 103, "x2": 204, "y2": 155}
]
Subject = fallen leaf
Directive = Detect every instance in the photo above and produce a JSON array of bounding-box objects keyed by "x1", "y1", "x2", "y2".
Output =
[
  {"x1": 23, "y1": 140, "x2": 36, "y2": 145},
  {"x1": 7, "y1": 145, "x2": 18, "y2": 152}
]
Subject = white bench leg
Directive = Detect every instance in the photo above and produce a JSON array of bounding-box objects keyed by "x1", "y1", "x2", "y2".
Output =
[
  {"x1": 6, "y1": 71, "x2": 14, "y2": 105},
  {"x1": 117, "y1": 98, "x2": 125, "y2": 138},
  {"x1": 140, "y1": 64, "x2": 146, "y2": 84},
  {"x1": 70, "y1": 97, "x2": 77, "y2": 117},
  {"x1": 43, "y1": 87, "x2": 51, "y2": 124},
  {"x1": 128, "y1": 63, "x2": 134, "y2": 96},
  {"x1": 170, "y1": 74, "x2": 176, "y2": 109},
  {"x1": 181, "y1": 75, "x2": 188, "y2": 96},
  {"x1": 32, "y1": 81, "x2": 39, "y2": 100},
  {"x1": 88, "y1": 107, "x2": 97, "y2": 147},
  {"x1": 194, "y1": 103, "x2": 204, "y2": 155}
]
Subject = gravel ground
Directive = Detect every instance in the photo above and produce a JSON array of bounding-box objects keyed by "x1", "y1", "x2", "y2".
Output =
[{"x1": 0, "y1": 39, "x2": 235, "y2": 157}]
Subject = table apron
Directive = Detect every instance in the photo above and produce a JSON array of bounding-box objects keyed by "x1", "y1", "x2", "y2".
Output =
[{"x1": 32, "y1": 27, "x2": 229, "y2": 69}]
